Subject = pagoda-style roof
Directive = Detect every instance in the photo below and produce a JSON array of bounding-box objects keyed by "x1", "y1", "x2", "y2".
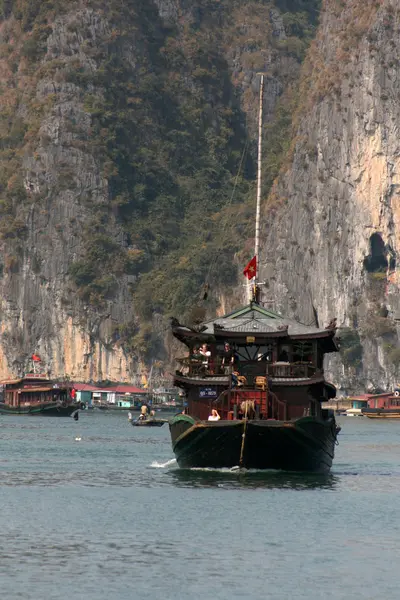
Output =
[{"x1": 172, "y1": 302, "x2": 338, "y2": 352}]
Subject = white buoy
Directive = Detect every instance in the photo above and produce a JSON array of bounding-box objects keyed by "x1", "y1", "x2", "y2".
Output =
[{"x1": 75, "y1": 436, "x2": 82, "y2": 441}]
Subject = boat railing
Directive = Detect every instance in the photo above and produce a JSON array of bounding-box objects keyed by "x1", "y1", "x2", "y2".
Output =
[
  {"x1": 176, "y1": 357, "x2": 231, "y2": 378},
  {"x1": 175, "y1": 358, "x2": 319, "y2": 380},
  {"x1": 266, "y1": 362, "x2": 318, "y2": 378},
  {"x1": 215, "y1": 388, "x2": 287, "y2": 420}
]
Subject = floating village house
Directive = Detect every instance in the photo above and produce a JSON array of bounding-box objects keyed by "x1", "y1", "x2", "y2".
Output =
[{"x1": 73, "y1": 383, "x2": 147, "y2": 407}]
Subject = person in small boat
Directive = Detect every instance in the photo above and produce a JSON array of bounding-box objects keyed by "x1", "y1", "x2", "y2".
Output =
[
  {"x1": 150, "y1": 409, "x2": 155, "y2": 418},
  {"x1": 208, "y1": 408, "x2": 220, "y2": 421},
  {"x1": 139, "y1": 404, "x2": 148, "y2": 420}
]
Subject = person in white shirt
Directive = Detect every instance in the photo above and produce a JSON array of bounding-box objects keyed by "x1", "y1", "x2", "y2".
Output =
[
  {"x1": 200, "y1": 343, "x2": 211, "y2": 360},
  {"x1": 199, "y1": 343, "x2": 211, "y2": 372},
  {"x1": 208, "y1": 409, "x2": 220, "y2": 421}
]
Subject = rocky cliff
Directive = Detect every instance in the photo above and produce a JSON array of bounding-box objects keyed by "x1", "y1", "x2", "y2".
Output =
[
  {"x1": 263, "y1": 0, "x2": 400, "y2": 393},
  {"x1": 0, "y1": 0, "x2": 317, "y2": 380},
  {"x1": 3, "y1": 0, "x2": 395, "y2": 392}
]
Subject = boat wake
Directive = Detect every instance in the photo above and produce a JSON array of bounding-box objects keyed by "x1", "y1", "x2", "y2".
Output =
[{"x1": 150, "y1": 458, "x2": 177, "y2": 468}]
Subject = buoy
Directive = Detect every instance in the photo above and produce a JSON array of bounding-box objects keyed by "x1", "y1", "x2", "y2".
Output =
[{"x1": 75, "y1": 436, "x2": 82, "y2": 441}]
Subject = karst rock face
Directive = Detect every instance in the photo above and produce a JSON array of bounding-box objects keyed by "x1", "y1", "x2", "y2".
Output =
[
  {"x1": 0, "y1": 0, "x2": 306, "y2": 380},
  {"x1": 261, "y1": 0, "x2": 400, "y2": 393},
  {"x1": 0, "y1": 0, "x2": 398, "y2": 390},
  {"x1": 0, "y1": 6, "x2": 136, "y2": 380}
]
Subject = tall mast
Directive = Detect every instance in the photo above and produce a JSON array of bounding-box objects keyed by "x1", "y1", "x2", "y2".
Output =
[
  {"x1": 255, "y1": 73, "x2": 264, "y2": 282},
  {"x1": 248, "y1": 74, "x2": 264, "y2": 303}
]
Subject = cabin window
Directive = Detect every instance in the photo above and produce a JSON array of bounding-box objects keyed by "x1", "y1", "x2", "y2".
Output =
[{"x1": 292, "y1": 342, "x2": 314, "y2": 364}]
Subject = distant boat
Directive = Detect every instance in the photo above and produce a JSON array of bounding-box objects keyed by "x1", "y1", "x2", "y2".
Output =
[
  {"x1": 344, "y1": 408, "x2": 364, "y2": 417},
  {"x1": 0, "y1": 374, "x2": 81, "y2": 416},
  {"x1": 361, "y1": 389, "x2": 400, "y2": 418},
  {"x1": 131, "y1": 417, "x2": 167, "y2": 427}
]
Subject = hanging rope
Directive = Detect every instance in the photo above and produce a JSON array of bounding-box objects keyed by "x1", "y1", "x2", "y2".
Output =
[{"x1": 239, "y1": 398, "x2": 249, "y2": 468}]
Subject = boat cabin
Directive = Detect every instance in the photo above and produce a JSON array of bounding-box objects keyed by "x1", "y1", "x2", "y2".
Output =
[{"x1": 172, "y1": 302, "x2": 338, "y2": 421}]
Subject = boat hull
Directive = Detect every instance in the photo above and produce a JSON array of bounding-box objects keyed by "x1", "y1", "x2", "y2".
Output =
[
  {"x1": 169, "y1": 415, "x2": 339, "y2": 473},
  {"x1": 132, "y1": 419, "x2": 167, "y2": 427},
  {"x1": 362, "y1": 408, "x2": 400, "y2": 419},
  {"x1": 0, "y1": 402, "x2": 79, "y2": 416}
]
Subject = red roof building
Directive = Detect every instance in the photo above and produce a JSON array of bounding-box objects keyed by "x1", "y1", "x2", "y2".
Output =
[{"x1": 73, "y1": 383, "x2": 147, "y2": 394}]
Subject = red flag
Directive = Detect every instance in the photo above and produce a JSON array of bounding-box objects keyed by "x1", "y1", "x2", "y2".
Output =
[
  {"x1": 31, "y1": 354, "x2": 41, "y2": 362},
  {"x1": 243, "y1": 256, "x2": 257, "y2": 280}
]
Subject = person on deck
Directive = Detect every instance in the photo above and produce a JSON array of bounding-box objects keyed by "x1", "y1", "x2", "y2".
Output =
[
  {"x1": 199, "y1": 343, "x2": 211, "y2": 372},
  {"x1": 191, "y1": 346, "x2": 202, "y2": 360},
  {"x1": 208, "y1": 409, "x2": 220, "y2": 421},
  {"x1": 221, "y1": 342, "x2": 236, "y2": 374}
]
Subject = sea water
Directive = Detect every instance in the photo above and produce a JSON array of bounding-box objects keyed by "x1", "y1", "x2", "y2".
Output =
[{"x1": 1, "y1": 412, "x2": 400, "y2": 599}]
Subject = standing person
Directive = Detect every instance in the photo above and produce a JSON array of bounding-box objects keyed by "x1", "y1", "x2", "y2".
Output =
[
  {"x1": 199, "y1": 343, "x2": 211, "y2": 371},
  {"x1": 221, "y1": 342, "x2": 235, "y2": 374}
]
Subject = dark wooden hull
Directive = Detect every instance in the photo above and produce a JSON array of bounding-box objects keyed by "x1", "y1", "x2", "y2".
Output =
[
  {"x1": 132, "y1": 419, "x2": 167, "y2": 427},
  {"x1": 169, "y1": 415, "x2": 339, "y2": 473},
  {"x1": 0, "y1": 402, "x2": 79, "y2": 416}
]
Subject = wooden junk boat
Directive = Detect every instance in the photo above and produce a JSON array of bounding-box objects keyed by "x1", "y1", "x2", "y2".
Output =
[
  {"x1": 0, "y1": 373, "x2": 81, "y2": 416},
  {"x1": 168, "y1": 75, "x2": 340, "y2": 473},
  {"x1": 169, "y1": 302, "x2": 340, "y2": 473}
]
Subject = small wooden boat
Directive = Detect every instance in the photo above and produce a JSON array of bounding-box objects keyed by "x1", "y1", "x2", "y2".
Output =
[
  {"x1": 0, "y1": 373, "x2": 81, "y2": 416},
  {"x1": 131, "y1": 417, "x2": 167, "y2": 427}
]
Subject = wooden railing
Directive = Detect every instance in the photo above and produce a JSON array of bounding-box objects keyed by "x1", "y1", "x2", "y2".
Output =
[
  {"x1": 176, "y1": 358, "x2": 319, "y2": 380},
  {"x1": 214, "y1": 388, "x2": 287, "y2": 420},
  {"x1": 176, "y1": 357, "x2": 231, "y2": 377}
]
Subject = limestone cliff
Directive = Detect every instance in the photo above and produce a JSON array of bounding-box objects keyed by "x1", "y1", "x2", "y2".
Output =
[
  {"x1": 262, "y1": 0, "x2": 400, "y2": 393},
  {"x1": 0, "y1": 1, "x2": 317, "y2": 380}
]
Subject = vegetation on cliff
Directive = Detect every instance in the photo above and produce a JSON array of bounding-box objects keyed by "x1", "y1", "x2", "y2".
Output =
[{"x1": 0, "y1": 0, "x2": 321, "y2": 363}]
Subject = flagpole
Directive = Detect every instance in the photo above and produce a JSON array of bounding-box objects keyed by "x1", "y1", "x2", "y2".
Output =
[
  {"x1": 254, "y1": 73, "x2": 264, "y2": 288},
  {"x1": 247, "y1": 73, "x2": 264, "y2": 303}
]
